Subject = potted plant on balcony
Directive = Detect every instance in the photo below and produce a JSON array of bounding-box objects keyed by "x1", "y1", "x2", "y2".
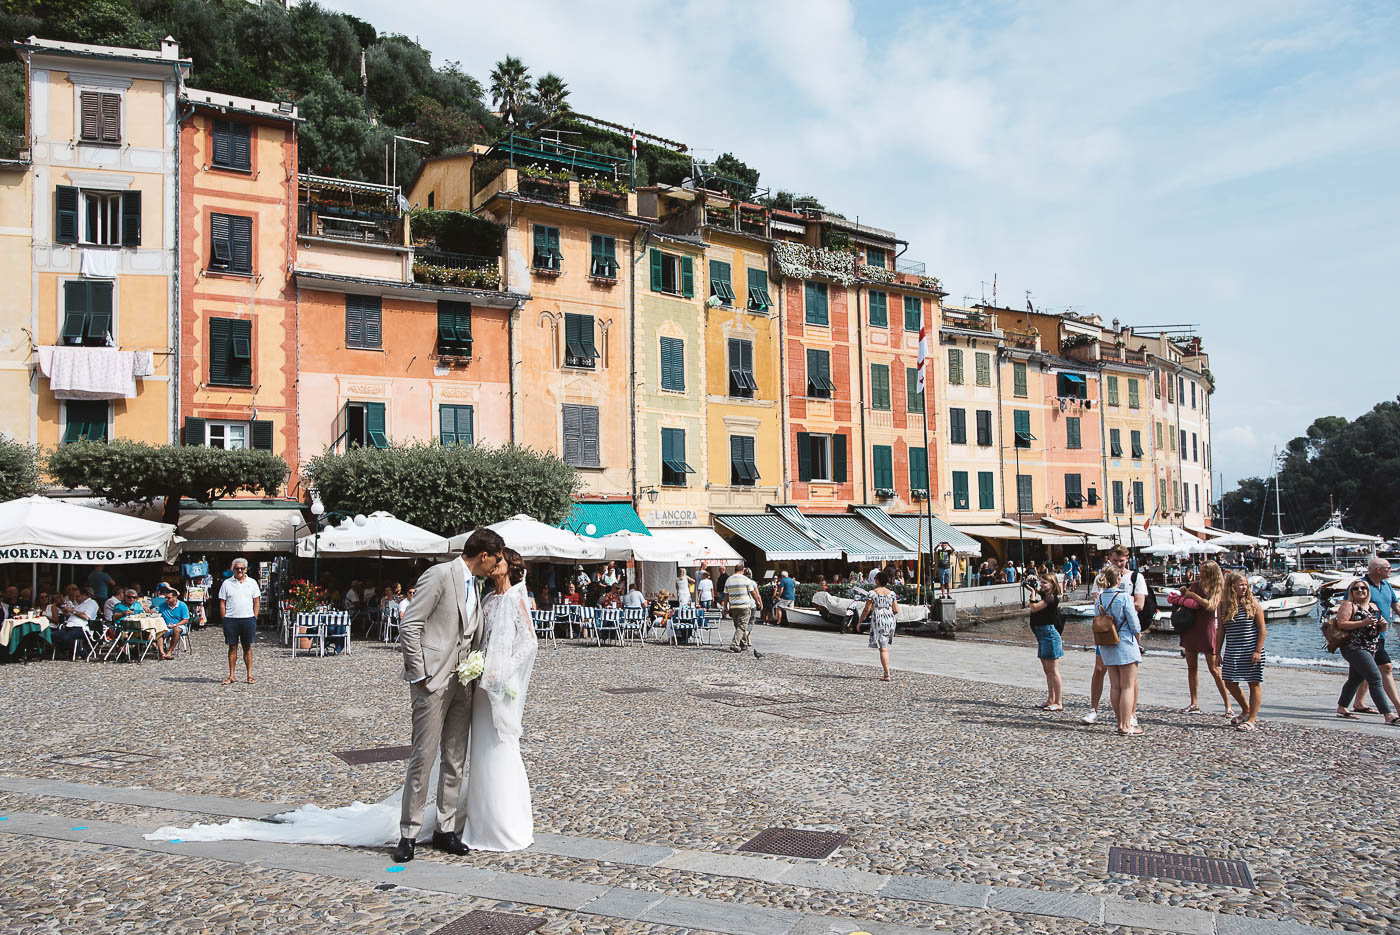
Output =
[
  {"x1": 579, "y1": 176, "x2": 628, "y2": 211},
  {"x1": 519, "y1": 165, "x2": 571, "y2": 201}
]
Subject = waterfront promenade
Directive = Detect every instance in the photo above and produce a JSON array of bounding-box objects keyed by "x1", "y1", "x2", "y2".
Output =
[{"x1": 1, "y1": 623, "x2": 1394, "y2": 934}]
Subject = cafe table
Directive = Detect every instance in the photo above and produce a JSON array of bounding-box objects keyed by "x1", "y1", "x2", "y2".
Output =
[{"x1": 1, "y1": 615, "x2": 51, "y2": 656}]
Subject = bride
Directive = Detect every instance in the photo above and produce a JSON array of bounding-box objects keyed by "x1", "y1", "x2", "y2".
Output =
[{"x1": 145, "y1": 547, "x2": 538, "y2": 852}]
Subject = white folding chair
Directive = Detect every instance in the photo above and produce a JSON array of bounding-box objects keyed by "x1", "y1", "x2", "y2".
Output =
[
  {"x1": 530, "y1": 610, "x2": 556, "y2": 645},
  {"x1": 378, "y1": 606, "x2": 401, "y2": 643},
  {"x1": 620, "y1": 607, "x2": 647, "y2": 645},
  {"x1": 596, "y1": 608, "x2": 623, "y2": 646},
  {"x1": 291, "y1": 611, "x2": 321, "y2": 658},
  {"x1": 576, "y1": 607, "x2": 601, "y2": 645},
  {"x1": 695, "y1": 608, "x2": 722, "y2": 646},
  {"x1": 670, "y1": 606, "x2": 698, "y2": 646},
  {"x1": 323, "y1": 610, "x2": 351, "y2": 655},
  {"x1": 552, "y1": 604, "x2": 574, "y2": 639}
]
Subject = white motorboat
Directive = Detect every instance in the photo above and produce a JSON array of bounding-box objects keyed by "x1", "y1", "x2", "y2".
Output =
[
  {"x1": 813, "y1": 591, "x2": 930, "y2": 625},
  {"x1": 1260, "y1": 595, "x2": 1320, "y2": 619},
  {"x1": 1060, "y1": 602, "x2": 1095, "y2": 618},
  {"x1": 780, "y1": 605, "x2": 828, "y2": 628}
]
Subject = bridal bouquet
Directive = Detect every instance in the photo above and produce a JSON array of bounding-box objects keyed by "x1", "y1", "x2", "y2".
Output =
[{"x1": 455, "y1": 650, "x2": 486, "y2": 687}]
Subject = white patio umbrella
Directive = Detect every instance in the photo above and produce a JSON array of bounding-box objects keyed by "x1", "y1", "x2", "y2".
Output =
[
  {"x1": 1142, "y1": 540, "x2": 1226, "y2": 557},
  {"x1": 452, "y1": 514, "x2": 605, "y2": 561},
  {"x1": 0, "y1": 495, "x2": 179, "y2": 564},
  {"x1": 296, "y1": 511, "x2": 449, "y2": 558},
  {"x1": 595, "y1": 531, "x2": 693, "y2": 563},
  {"x1": 1209, "y1": 531, "x2": 1269, "y2": 548}
]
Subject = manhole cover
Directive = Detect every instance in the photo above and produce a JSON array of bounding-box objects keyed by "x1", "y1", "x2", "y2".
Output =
[
  {"x1": 51, "y1": 750, "x2": 158, "y2": 768},
  {"x1": 601, "y1": 687, "x2": 663, "y2": 694},
  {"x1": 430, "y1": 909, "x2": 544, "y2": 935},
  {"x1": 741, "y1": 827, "x2": 848, "y2": 859},
  {"x1": 1108, "y1": 847, "x2": 1254, "y2": 888},
  {"x1": 756, "y1": 705, "x2": 853, "y2": 719},
  {"x1": 333, "y1": 745, "x2": 413, "y2": 765}
]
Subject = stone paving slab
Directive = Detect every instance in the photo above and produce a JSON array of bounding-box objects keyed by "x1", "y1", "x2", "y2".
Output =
[
  {"x1": 657, "y1": 849, "x2": 797, "y2": 884},
  {"x1": 1103, "y1": 898, "x2": 1218, "y2": 935},
  {"x1": 877, "y1": 875, "x2": 992, "y2": 909},
  {"x1": 638, "y1": 894, "x2": 805, "y2": 935},
  {"x1": 579, "y1": 887, "x2": 670, "y2": 921},
  {"x1": 986, "y1": 885, "x2": 1104, "y2": 923},
  {"x1": 778, "y1": 863, "x2": 889, "y2": 895}
]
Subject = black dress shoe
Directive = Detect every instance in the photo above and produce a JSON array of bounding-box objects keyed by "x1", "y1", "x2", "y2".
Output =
[
  {"x1": 431, "y1": 830, "x2": 470, "y2": 856},
  {"x1": 391, "y1": 837, "x2": 415, "y2": 863}
]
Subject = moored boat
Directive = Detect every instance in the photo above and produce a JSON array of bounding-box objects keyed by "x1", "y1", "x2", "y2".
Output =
[{"x1": 1260, "y1": 595, "x2": 1319, "y2": 619}]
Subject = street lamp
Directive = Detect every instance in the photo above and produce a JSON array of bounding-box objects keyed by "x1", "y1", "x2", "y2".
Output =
[{"x1": 298, "y1": 500, "x2": 368, "y2": 596}]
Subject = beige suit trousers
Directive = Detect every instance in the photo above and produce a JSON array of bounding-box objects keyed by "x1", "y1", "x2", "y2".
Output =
[{"x1": 399, "y1": 675, "x2": 474, "y2": 839}]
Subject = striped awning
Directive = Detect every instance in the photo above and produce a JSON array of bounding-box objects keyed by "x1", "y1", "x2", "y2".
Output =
[
  {"x1": 800, "y1": 514, "x2": 914, "y2": 562},
  {"x1": 862, "y1": 508, "x2": 983, "y2": 557},
  {"x1": 713, "y1": 513, "x2": 841, "y2": 561}
]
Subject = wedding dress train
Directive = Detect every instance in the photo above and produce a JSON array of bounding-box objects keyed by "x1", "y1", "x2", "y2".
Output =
[{"x1": 146, "y1": 583, "x2": 536, "y2": 851}]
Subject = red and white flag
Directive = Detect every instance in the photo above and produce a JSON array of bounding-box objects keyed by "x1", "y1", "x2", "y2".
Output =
[
  {"x1": 916, "y1": 326, "x2": 929, "y2": 395},
  {"x1": 631, "y1": 128, "x2": 637, "y2": 156}
]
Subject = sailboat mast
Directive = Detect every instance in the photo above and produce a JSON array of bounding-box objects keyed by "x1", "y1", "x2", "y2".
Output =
[{"x1": 1273, "y1": 447, "x2": 1283, "y2": 538}]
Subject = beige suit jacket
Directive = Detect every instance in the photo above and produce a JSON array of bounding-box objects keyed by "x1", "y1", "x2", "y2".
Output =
[{"x1": 398, "y1": 559, "x2": 482, "y2": 693}]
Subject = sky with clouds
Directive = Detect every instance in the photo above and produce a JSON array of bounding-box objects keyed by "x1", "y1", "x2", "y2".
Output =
[{"x1": 334, "y1": 0, "x2": 1399, "y2": 494}]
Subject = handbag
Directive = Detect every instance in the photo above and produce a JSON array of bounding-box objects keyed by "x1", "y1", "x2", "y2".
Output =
[
  {"x1": 1320, "y1": 614, "x2": 1352, "y2": 654},
  {"x1": 1170, "y1": 604, "x2": 1196, "y2": 634},
  {"x1": 1092, "y1": 593, "x2": 1120, "y2": 647}
]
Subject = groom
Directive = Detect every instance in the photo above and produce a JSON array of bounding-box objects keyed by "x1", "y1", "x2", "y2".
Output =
[{"x1": 393, "y1": 528, "x2": 506, "y2": 862}]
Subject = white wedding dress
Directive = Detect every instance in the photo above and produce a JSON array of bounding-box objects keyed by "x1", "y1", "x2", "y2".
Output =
[{"x1": 146, "y1": 583, "x2": 536, "y2": 851}]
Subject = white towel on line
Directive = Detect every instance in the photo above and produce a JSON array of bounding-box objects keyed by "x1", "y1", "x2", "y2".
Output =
[
  {"x1": 132, "y1": 350, "x2": 155, "y2": 377},
  {"x1": 79, "y1": 248, "x2": 121, "y2": 279},
  {"x1": 36, "y1": 345, "x2": 138, "y2": 399}
]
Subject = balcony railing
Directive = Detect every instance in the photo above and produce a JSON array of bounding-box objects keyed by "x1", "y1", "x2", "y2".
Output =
[
  {"x1": 1100, "y1": 346, "x2": 1147, "y2": 364},
  {"x1": 1003, "y1": 328, "x2": 1039, "y2": 350},
  {"x1": 942, "y1": 308, "x2": 994, "y2": 332},
  {"x1": 298, "y1": 174, "x2": 404, "y2": 246},
  {"x1": 412, "y1": 247, "x2": 502, "y2": 290},
  {"x1": 896, "y1": 257, "x2": 926, "y2": 275}
]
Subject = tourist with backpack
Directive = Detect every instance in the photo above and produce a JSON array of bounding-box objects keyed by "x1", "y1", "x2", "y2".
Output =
[
  {"x1": 1166, "y1": 561, "x2": 1233, "y2": 718},
  {"x1": 1093, "y1": 565, "x2": 1144, "y2": 735},
  {"x1": 1025, "y1": 574, "x2": 1064, "y2": 710},
  {"x1": 1081, "y1": 546, "x2": 1151, "y2": 726}
]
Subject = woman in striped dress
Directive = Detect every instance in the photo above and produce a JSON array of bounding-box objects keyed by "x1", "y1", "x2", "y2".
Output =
[{"x1": 1214, "y1": 572, "x2": 1267, "y2": 732}]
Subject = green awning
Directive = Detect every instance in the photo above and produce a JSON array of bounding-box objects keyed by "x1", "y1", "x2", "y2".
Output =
[{"x1": 560, "y1": 501, "x2": 648, "y2": 538}]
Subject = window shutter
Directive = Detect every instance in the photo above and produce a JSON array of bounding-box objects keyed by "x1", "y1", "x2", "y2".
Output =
[
  {"x1": 208, "y1": 318, "x2": 231, "y2": 384},
  {"x1": 562, "y1": 405, "x2": 582, "y2": 463},
  {"x1": 952, "y1": 472, "x2": 969, "y2": 509},
  {"x1": 948, "y1": 349, "x2": 963, "y2": 384},
  {"x1": 212, "y1": 120, "x2": 232, "y2": 167},
  {"x1": 1013, "y1": 362, "x2": 1027, "y2": 396},
  {"x1": 183, "y1": 416, "x2": 206, "y2": 446},
  {"x1": 833, "y1": 433, "x2": 848, "y2": 484},
  {"x1": 55, "y1": 186, "x2": 79, "y2": 244},
  {"x1": 976, "y1": 409, "x2": 992, "y2": 446},
  {"x1": 873, "y1": 446, "x2": 892, "y2": 489},
  {"x1": 120, "y1": 190, "x2": 141, "y2": 246},
  {"x1": 950, "y1": 408, "x2": 966, "y2": 444},
  {"x1": 747, "y1": 268, "x2": 770, "y2": 310},
  {"x1": 680, "y1": 255, "x2": 694, "y2": 297},
  {"x1": 649, "y1": 249, "x2": 663, "y2": 291},
  {"x1": 230, "y1": 216, "x2": 252, "y2": 273},
  {"x1": 869, "y1": 291, "x2": 886, "y2": 327},
  {"x1": 250, "y1": 419, "x2": 274, "y2": 451},
  {"x1": 1066, "y1": 417, "x2": 1081, "y2": 448},
  {"x1": 364, "y1": 300, "x2": 383, "y2": 348},
  {"x1": 366, "y1": 402, "x2": 388, "y2": 448},
  {"x1": 581, "y1": 406, "x2": 600, "y2": 466},
  {"x1": 440, "y1": 405, "x2": 457, "y2": 445},
  {"x1": 99, "y1": 93, "x2": 121, "y2": 142},
  {"x1": 796, "y1": 432, "x2": 811, "y2": 482},
  {"x1": 871, "y1": 364, "x2": 889, "y2": 409},
  {"x1": 1014, "y1": 409, "x2": 1030, "y2": 445},
  {"x1": 906, "y1": 368, "x2": 922, "y2": 413},
  {"x1": 909, "y1": 446, "x2": 927, "y2": 491},
  {"x1": 904, "y1": 295, "x2": 921, "y2": 331},
  {"x1": 229, "y1": 319, "x2": 252, "y2": 385},
  {"x1": 79, "y1": 92, "x2": 100, "y2": 141},
  {"x1": 62, "y1": 282, "x2": 88, "y2": 342},
  {"x1": 1106, "y1": 376, "x2": 1119, "y2": 405},
  {"x1": 231, "y1": 122, "x2": 251, "y2": 169},
  {"x1": 979, "y1": 471, "x2": 996, "y2": 510},
  {"x1": 660, "y1": 337, "x2": 684, "y2": 391},
  {"x1": 344, "y1": 296, "x2": 363, "y2": 348}
]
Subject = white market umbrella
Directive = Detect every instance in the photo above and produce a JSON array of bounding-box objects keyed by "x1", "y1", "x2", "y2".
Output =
[
  {"x1": 1282, "y1": 528, "x2": 1383, "y2": 549},
  {"x1": 1142, "y1": 540, "x2": 1225, "y2": 558},
  {"x1": 1209, "y1": 531, "x2": 1269, "y2": 548},
  {"x1": 0, "y1": 495, "x2": 178, "y2": 564},
  {"x1": 595, "y1": 531, "x2": 692, "y2": 563},
  {"x1": 453, "y1": 514, "x2": 605, "y2": 561},
  {"x1": 296, "y1": 511, "x2": 449, "y2": 558}
]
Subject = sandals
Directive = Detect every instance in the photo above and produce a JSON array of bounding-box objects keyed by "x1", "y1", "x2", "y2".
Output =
[
  {"x1": 1351, "y1": 706, "x2": 1379, "y2": 715},
  {"x1": 1041, "y1": 704, "x2": 1063, "y2": 711},
  {"x1": 1116, "y1": 727, "x2": 1145, "y2": 736},
  {"x1": 1235, "y1": 722, "x2": 1258, "y2": 732},
  {"x1": 1335, "y1": 710, "x2": 1360, "y2": 720},
  {"x1": 1178, "y1": 704, "x2": 1202, "y2": 714},
  {"x1": 1228, "y1": 714, "x2": 1241, "y2": 726}
]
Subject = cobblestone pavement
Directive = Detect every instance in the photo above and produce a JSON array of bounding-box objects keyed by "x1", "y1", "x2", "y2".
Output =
[{"x1": 1, "y1": 625, "x2": 1396, "y2": 934}]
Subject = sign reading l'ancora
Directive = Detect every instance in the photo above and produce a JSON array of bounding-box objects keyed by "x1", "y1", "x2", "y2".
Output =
[{"x1": 648, "y1": 509, "x2": 698, "y2": 527}]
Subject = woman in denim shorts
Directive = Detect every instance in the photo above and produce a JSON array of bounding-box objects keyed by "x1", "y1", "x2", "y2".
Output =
[{"x1": 1026, "y1": 574, "x2": 1064, "y2": 710}]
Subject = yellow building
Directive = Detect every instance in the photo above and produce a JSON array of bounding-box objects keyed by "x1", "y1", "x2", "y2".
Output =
[
  {"x1": 1095, "y1": 330, "x2": 1154, "y2": 533},
  {"x1": 16, "y1": 37, "x2": 190, "y2": 448},
  {"x1": 933, "y1": 304, "x2": 1007, "y2": 524},
  {"x1": 0, "y1": 150, "x2": 32, "y2": 442}
]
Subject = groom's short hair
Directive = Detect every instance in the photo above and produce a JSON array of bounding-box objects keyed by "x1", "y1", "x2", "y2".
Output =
[{"x1": 460, "y1": 528, "x2": 505, "y2": 558}]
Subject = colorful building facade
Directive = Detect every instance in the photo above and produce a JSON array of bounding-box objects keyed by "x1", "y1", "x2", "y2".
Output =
[
  {"x1": 935, "y1": 304, "x2": 1006, "y2": 524},
  {"x1": 17, "y1": 37, "x2": 190, "y2": 449},
  {"x1": 177, "y1": 88, "x2": 298, "y2": 480}
]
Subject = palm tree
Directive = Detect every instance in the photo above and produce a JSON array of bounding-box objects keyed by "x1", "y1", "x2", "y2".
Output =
[
  {"x1": 533, "y1": 73, "x2": 570, "y2": 118},
  {"x1": 489, "y1": 56, "x2": 531, "y2": 126}
]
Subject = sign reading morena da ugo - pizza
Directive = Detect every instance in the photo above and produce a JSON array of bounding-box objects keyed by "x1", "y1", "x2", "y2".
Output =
[{"x1": 0, "y1": 547, "x2": 166, "y2": 562}]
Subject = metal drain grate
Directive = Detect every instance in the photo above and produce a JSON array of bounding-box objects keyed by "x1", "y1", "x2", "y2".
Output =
[
  {"x1": 601, "y1": 687, "x2": 664, "y2": 694},
  {"x1": 756, "y1": 705, "x2": 853, "y2": 720},
  {"x1": 741, "y1": 827, "x2": 848, "y2": 859},
  {"x1": 51, "y1": 750, "x2": 158, "y2": 768},
  {"x1": 430, "y1": 909, "x2": 545, "y2": 935},
  {"x1": 333, "y1": 745, "x2": 414, "y2": 765},
  {"x1": 1108, "y1": 847, "x2": 1254, "y2": 888}
]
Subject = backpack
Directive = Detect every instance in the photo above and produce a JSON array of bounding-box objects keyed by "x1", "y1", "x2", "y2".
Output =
[{"x1": 1134, "y1": 570, "x2": 1158, "y2": 631}]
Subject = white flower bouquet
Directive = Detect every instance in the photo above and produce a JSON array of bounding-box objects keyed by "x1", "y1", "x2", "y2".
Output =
[{"x1": 455, "y1": 650, "x2": 485, "y2": 687}]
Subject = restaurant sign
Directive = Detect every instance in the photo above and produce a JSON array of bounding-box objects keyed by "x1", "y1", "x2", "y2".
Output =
[
  {"x1": 0, "y1": 547, "x2": 165, "y2": 562},
  {"x1": 648, "y1": 509, "x2": 698, "y2": 527}
]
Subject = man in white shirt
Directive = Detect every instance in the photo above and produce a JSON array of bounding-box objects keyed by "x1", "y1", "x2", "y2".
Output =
[
  {"x1": 218, "y1": 558, "x2": 262, "y2": 685},
  {"x1": 696, "y1": 571, "x2": 714, "y2": 607},
  {"x1": 621, "y1": 583, "x2": 647, "y2": 610},
  {"x1": 1082, "y1": 545, "x2": 1148, "y2": 725},
  {"x1": 55, "y1": 585, "x2": 98, "y2": 659},
  {"x1": 723, "y1": 566, "x2": 763, "y2": 656}
]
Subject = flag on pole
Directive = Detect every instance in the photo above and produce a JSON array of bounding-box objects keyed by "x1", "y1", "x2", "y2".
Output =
[
  {"x1": 916, "y1": 326, "x2": 929, "y2": 394},
  {"x1": 631, "y1": 128, "x2": 637, "y2": 157},
  {"x1": 1142, "y1": 507, "x2": 1157, "y2": 531}
]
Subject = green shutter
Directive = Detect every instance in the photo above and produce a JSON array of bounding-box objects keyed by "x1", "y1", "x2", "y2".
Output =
[
  {"x1": 950, "y1": 408, "x2": 966, "y2": 444},
  {"x1": 747, "y1": 268, "x2": 771, "y2": 311},
  {"x1": 229, "y1": 319, "x2": 252, "y2": 386},
  {"x1": 869, "y1": 291, "x2": 887, "y2": 327},
  {"x1": 366, "y1": 402, "x2": 388, "y2": 448},
  {"x1": 975, "y1": 352, "x2": 990, "y2": 386},
  {"x1": 212, "y1": 119, "x2": 232, "y2": 167},
  {"x1": 796, "y1": 432, "x2": 812, "y2": 482},
  {"x1": 805, "y1": 281, "x2": 828, "y2": 325},
  {"x1": 1107, "y1": 376, "x2": 1119, "y2": 405},
  {"x1": 250, "y1": 419, "x2": 273, "y2": 451},
  {"x1": 61, "y1": 281, "x2": 88, "y2": 342},
  {"x1": 976, "y1": 409, "x2": 992, "y2": 446},
  {"x1": 680, "y1": 255, "x2": 694, "y2": 297},
  {"x1": 183, "y1": 417, "x2": 206, "y2": 446},
  {"x1": 121, "y1": 190, "x2": 141, "y2": 247},
  {"x1": 709, "y1": 260, "x2": 733, "y2": 303},
  {"x1": 1066, "y1": 417, "x2": 1081, "y2": 449},
  {"x1": 872, "y1": 446, "x2": 893, "y2": 489},
  {"x1": 1110, "y1": 428, "x2": 1122, "y2": 457},
  {"x1": 85, "y1": 282, "x2": 113, "y2": 344},
  {"x1": 870, "y1": 364, "x2": 890, "y2": 410},
  {"x1": 55, "y1": 186, "x2": 79, "y2": 244},
  {"x1": 978, "y1": 471, "x2": 995, "y2": 510},
  {"x1": 952, "y1": 471, "x2": 969, "y2": 510},
  {"x1": 906, "y1": 368, "x2": 923, "y2": 412},
  {"x1": 909, "y1": 446, "x2": 927, "y2": 491},
  {"x1": 208, "y1": 318, "x2": 231, "y2": 384},
  {"x1": 948, "y1": 349, "x2": 963, "y2": 384},
  {"x1": 1128, "y1": 379, "x2": 1140, "y2": 408},
  {"x1": 1013, "y1": 362, "x2": 1027, "y2": 396},
  {"x1": 660, "y1": 337, "x2": 684, "y2": 391},
  {"x1": 650, "y1": 248, "x2": 664, "y2": 291},
  {"x1": 833, "y1": 433, "x2": 847, "y2": 484},
  {"x1": 903, "y1": 295, "x2": 921, "y2": 331},
  {"x1": 230, "y1": 215, "x2": 252, "y2": 273},
  {"x1": 65, "y1": 401, "x2": 107, "y2": 443},
  {"x1": 1014, "y1": 409, "x2": 1030, "y2": 446}
]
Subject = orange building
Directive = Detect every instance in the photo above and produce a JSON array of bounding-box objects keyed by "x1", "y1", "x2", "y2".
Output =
[{"x1": 177, "y1": 88, "x2": 298, "y2": 477}]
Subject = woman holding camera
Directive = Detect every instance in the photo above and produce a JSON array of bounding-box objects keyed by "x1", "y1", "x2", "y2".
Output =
[{"x1": 1026, "y1": 574, "x2": 1064, "y2": 710}]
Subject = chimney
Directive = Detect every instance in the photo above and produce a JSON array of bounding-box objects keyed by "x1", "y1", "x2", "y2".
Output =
[{"x1": 160, "y1": 36, "x2": 180, "y2": 60}]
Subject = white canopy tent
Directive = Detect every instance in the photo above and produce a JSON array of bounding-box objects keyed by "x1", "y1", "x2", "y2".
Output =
[
  {"x1": 1142, "y1": 540, "x2": 1226, "y2": 557},
  {"x1": 642, "y1": 527, "x2": 744, "y2": 567},
  {"x1": 452, "y1": 514, "x2": 605, "y2": 562},
  {"x1": 296, "y1": 511, "x2": 449, "y2": 559},
  {"x1": 1209, "y1": 531, "x2": 1269, "y2": 548},
  {"x1": 0, "y1": 495, "x2": 179, "y2": 565},
  {"x1": 595, "y1": 531, "x2": 693, "y2": 563}
]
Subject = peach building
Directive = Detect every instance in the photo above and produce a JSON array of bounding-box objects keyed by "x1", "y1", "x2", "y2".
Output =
[
  {"x1": 177, "y1": 88, "x2": 298, "y2": 481},
  {"x1": 15, "y1": 37, "x2": 190, "y2": 448}
]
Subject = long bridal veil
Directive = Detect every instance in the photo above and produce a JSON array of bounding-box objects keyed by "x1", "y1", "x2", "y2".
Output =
[{"x1": 479, "y1": 581, "x2": 537, "y2": 740}]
